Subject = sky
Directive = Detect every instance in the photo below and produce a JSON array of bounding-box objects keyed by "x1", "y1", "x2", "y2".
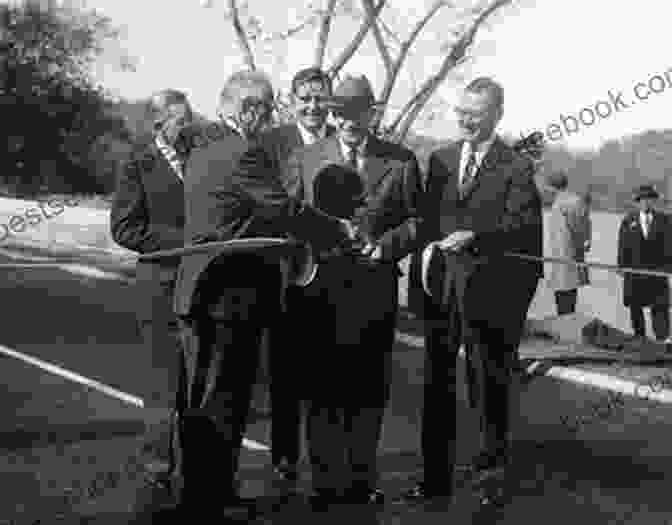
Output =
[{"x1": 70, "y1": 0, "x2": 672, "y2": 152}]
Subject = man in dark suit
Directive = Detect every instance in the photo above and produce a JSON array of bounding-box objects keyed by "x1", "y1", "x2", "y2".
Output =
[
  {"x1": 262, "y1": 67, "x2": 337, "y2": 484},
  {"x1": 110, "y1": 89, "x2": 191, "y2": 490},
  {"x1": 402, "y1": 77, "x2": 543, "y2": 507},
  {"x1": 172, "y1": 70, "x2": 356, "y2": 520},
  {"x1": 281, "y1": 74, "x2": 423, "y2": 508},
  {"x1": 617, "y1": 184, "x2": 672, "y2": 342}
]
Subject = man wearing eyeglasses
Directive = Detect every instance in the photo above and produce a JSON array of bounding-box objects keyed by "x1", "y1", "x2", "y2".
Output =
[
  {"x1": 261, "y1": 67, "x2": 337, "y2": 486},
  {"x1": 281, "y1": 74, "x2": 423, "y2": 509},
  {"x1": 403, "y1": 77, "x2": 542, "y2": 508}
]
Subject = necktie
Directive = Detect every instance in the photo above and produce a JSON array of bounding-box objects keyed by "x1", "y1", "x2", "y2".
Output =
[
  {"x1": 460, "y1": 151, "x2": 477, "y2": 196},
  {"x1": 157, "y1": 141, "x2": 184, "y2": 180},
  {"x1": 643, "y1": 212, "x2": 652, "y2": 237},
  {"x1": 345, "y1": 146, "x2": 358, "y2": 171}
]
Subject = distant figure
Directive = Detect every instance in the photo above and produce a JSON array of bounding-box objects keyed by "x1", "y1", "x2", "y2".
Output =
[
  {"x1": 617, "y1": 184, "x2": 672, "y2": 342},
  {"x1": 545, "y1": 171, "x2": 592, "y2": 315}
]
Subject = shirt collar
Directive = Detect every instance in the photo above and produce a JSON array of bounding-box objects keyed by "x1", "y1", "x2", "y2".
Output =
[
  {"x1": 154, "y1": 134, "x2": 171, "y2": 150},
  {"x1": 223, "y1": 118, "x2": 245, "y2": 139},
  {"x1": 462, "y1": 132, "x2": 497, "y2": 162},
  {"x1": 296, "y1": 121, "x2": 327, "y2": 145},
  {"x1": 339, "y1": 134, "x2": 369, "y2": 158}
]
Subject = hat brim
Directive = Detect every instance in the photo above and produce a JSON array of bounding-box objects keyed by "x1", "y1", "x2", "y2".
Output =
[
  {"x1": 633, "y1": 191, "x2": 660, "y2": 201},
  {"x1": 326, "y1": 97, "x2": 383, "y2": 111}
]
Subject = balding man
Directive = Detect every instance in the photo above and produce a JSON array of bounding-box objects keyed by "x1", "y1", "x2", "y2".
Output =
[
  {"x1": 172, "y1": 70, "x2": 356, "y2": 520},
  {"x1": 111, "y1": 89, "x2": 192, "y2": 494},
  {"x1": 404, "y1": 77, "x2": 542, "y2": 508}
]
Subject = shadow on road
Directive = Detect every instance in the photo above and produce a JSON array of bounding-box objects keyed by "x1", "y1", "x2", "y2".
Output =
[{"x1": 0, "y1": 420, "x2": 145, "y2": 451}]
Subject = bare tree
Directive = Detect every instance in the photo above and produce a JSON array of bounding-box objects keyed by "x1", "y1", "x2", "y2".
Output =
[{"x1": 206, "y1": 0, "x2": 516, "y2": 143}]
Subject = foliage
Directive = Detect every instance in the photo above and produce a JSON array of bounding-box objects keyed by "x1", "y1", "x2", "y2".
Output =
[
  {"x1": 218, "y1": 0, "x2": 514, "y2": 143},
  {"x1": 0, "y1": 2, "x2": 133, "y2": 197}
]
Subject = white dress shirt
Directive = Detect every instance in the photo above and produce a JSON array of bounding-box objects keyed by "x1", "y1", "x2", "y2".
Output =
[
  {"x1": 155, "y1": 136, "x2": 184, "y2": 181},
  {"x1": 339, "y1": 135, "x2": 369, "y2": 171},
  {"x1": 458, "y1": 133, "x2": 497, "y2": 185},
  {"x1": 297, "y1": 121, "x2": 327, "y2": 146},
  {"x1": 640, "y1": 210, "x2": 653, "y2": 238}
]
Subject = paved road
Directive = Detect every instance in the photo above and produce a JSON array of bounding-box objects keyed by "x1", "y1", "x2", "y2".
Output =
[{"x1": 0, "y1": 253, "x2": 671, "y2": 524}]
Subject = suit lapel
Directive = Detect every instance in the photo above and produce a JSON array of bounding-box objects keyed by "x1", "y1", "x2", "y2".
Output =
[
  {"x1": 302, "y1": 136, "x2": 342, "y2": 204},
  {"x1": 360, "y1": 136, "x2": 393, "y2": 195},
  {"x1": 458, "y1": 138, "x2": 509, "y2": 202},
  {"x1": 439, "y1": 142, "x2": 462, "y2": 204},
  {"x1": 151, "y1": 141, "x2": 184, "y2": 184},
  {"x1": 646, "y1": 211, "x2": 660, "y2": 240}
]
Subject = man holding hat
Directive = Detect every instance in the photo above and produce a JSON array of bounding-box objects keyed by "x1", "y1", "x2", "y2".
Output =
[
  {"x1": 281, "y1": 73, "x2": 423, "y2": 508},
  {"x1": 617, "y1": 184, "x2": 672, "y2": 342}
]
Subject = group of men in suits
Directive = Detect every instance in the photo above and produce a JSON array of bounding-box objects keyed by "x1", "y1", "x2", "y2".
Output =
[{"x1": 110, "y1": 67, "x2": 544, "y2": 521}]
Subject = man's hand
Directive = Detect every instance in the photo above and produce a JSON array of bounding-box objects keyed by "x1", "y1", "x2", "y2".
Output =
[
  {"x1": 339, "y1": 218, "x2": 358, "y2": 241},
  {"x1": 437, "y1": 230, "x2": 475, "y2": 252},
  {"x1": 361, "y1": 243, "x2": 382, "y2": 260}
]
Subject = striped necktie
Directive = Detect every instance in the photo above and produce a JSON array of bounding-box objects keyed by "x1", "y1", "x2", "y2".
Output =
[
  {"x1": 459, "y1": 151, "x2": 477, "y2": 197},
  {"x1": 156, "y1": 139, "x2": 184, "y2": 180}
]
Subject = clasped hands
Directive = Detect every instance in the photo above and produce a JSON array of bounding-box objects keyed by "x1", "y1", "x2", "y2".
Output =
[
  {"x1": 337, "y1": 219, "x2": 383, "y2": 261},
  {"x1": 427, "y1": 230, "x2": 476, "y2": 254}
]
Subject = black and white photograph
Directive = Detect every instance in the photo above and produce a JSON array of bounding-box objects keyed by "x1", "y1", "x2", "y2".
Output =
[{"x1": 0, "y1": 0, "x2": 671, "y2": 523}]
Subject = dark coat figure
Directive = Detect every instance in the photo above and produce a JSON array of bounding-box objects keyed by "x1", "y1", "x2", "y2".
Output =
[
  {"x1": 281, "y1": 132, "x2": 423, "y2": 498},
  {"x1": 110, "y1": 135, "x2": 187, "y2": 480},
  {"x1": 408, "y1": 137, "x2": 542, "y2": 495},
  {"x1": 617, "y1": 188, "x2": 672, "y2": 340},
  {"x1": 260, "y1": 121, "x2": 336, "y2": 474},
  {"x1": 172, "y1": 118, "x2": 348, "y2": 517}
]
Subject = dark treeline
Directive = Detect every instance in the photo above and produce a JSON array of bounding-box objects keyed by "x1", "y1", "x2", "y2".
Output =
[{"x1": 0, "y1": 2, "x2": 133, "y2": 198}]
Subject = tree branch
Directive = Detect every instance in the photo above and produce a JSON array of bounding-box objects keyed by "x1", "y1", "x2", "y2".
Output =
[
  {"x1": 390, "y1": 0, "x2": 511, "y2": 142},
  {"x1": 374, "y1": 0, "x2": 448, "y2": 128},
  {"x1": 361, "y1": 0, "x2": 391, "y2": 75},
  {"x1": 326, "y1": 0, "x2": 385, "y2": 79},
  {"x1": 227, "y1": 0, "x2": 256, "y2": 71},
  {"x1": 314, "y1": 0, "x2": 338, "y2": 68}
]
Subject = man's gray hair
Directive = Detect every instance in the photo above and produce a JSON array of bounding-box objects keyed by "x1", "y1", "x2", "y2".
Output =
[
  {"x1": 465, "y1": 77, "x2": 504, "y2": 109},
  {"x1": 218, "y1": 70, "x2": 274, "y2": 116}
]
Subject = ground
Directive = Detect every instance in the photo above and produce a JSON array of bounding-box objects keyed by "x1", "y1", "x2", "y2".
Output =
[{"x1": 0, "y1": 246, "x2": 671, "y2": 524}]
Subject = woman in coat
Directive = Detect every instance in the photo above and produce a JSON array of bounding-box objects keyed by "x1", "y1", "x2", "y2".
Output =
[{"x1": 545, "y1": 171, "x2": 592, "y2": 315}]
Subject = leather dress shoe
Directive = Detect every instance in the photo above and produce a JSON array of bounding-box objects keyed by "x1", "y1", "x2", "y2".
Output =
[
  {"x1": 273, "y1": 462, "x2": 299, "y2": 483},
  {"x1": 394, "y1": 482, "x2": 452, "y2": 506},
  {"x1": 346, "y1": 487, "x2": 385, "y2": 505},
  {"x1": 309, "y1": 490, "x2": 343, "y2": 512},
  {"x1": 470, "y1": 451, "x2": 508, "y2": 486}
]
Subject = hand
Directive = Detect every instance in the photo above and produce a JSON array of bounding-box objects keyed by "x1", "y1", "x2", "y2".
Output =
[
  {"x1": 361, "y1": 242, "x2": 375, "y2": 256},
  {"x1": 368, "y1": 245, "x2": 383, "y2": 261},
  {"x1": 339, "y1": 219, "x2": 358, "y2": 241},
  {"x1": 437, "y1": 230, "x2": 475, "y2": 252}
]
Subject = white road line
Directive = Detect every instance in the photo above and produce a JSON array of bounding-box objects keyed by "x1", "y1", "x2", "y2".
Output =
[
  {"x1": 0, "y1": 343, "x2": 144, "y2": 407},
  {"x1": 0, "y1": 343, "x2": 271, "y2": 452},
  {"x1": 394, "y1": 333, "x2": 672, "y2": 404}
]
